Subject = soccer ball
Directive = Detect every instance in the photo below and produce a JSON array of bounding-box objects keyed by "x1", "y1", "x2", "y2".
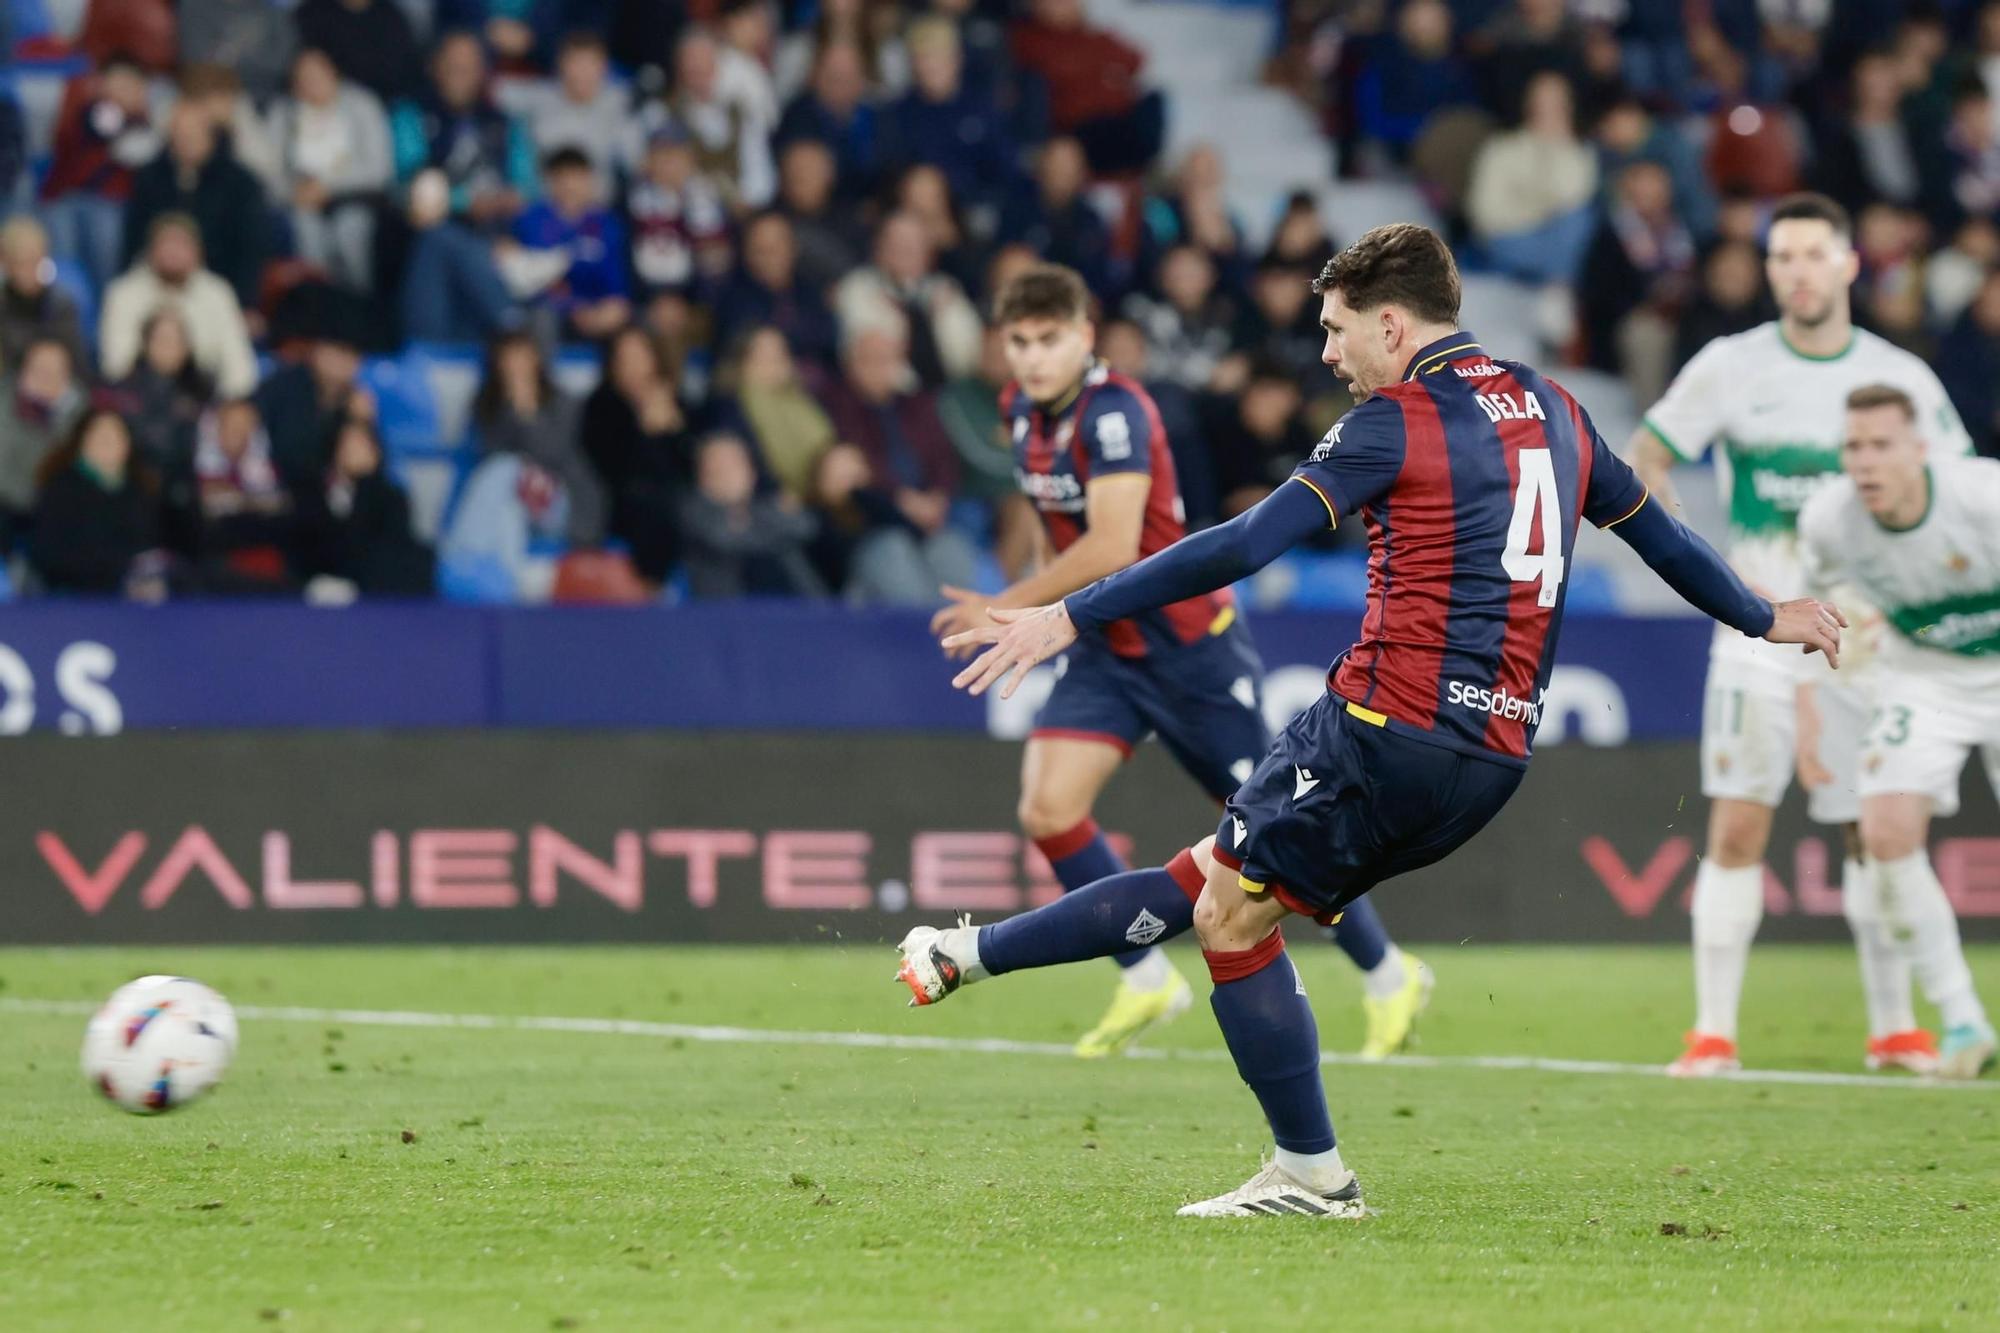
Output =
[{"x1": 80, "y1": 975, "x2": 238, "y2": 1114}]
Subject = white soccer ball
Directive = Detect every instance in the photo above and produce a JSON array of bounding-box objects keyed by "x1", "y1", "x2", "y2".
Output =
[{"x1": 80, "y1": 975, "x2": 238, "y2": 1114}]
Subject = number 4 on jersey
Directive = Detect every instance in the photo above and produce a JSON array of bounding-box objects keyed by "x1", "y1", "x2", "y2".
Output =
[{"x1": 1502, "y1": 448, "x2": 1565, "y2": 607}]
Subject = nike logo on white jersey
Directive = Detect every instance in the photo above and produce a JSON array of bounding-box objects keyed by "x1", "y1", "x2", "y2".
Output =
[
  {"x1": 1294, "y1": 767, "x2": 1320, "y2": 800},
  {"x1": 1231, "y1": 816, "x2": 1247, "y2": 847}
]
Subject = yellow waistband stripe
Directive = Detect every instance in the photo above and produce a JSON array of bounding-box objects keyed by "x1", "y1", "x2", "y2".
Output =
[
  {"x1": 1345, "y1": 701, "x2": 1388, "y2": 727},
  {"x1": 1208, "y1": 604, "x2": 1237, "y2": 635},
  {"x1": 1238, "y1": 876, "x2": 1269, "y2": 895}
]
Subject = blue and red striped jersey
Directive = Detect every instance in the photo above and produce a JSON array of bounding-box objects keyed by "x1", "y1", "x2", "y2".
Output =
[
  {"x1": 1006, "y1": 363, "x2": 1232, "y2": 658},
  {"x1": 1290, "y1": 333, "x2": 1649, "y2": 766}
]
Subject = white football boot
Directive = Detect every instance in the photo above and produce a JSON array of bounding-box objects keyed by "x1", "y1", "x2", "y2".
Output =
[{"x1": 1176, "y1": 1159, "x2": 1367, "y2": 1219}]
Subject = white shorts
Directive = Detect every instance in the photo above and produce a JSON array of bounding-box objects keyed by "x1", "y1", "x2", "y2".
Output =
[
  {"x1": 1700, "y1": 655, "x2": 1867, "y2": 825},
  {"x1": 1859, "y1": 676, "x2": 2000, "y2": 819}
]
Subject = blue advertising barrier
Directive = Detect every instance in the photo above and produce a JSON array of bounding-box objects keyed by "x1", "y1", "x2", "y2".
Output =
[{"x1": 0, "y1": 602, "x2": 1713, "y2": 738}]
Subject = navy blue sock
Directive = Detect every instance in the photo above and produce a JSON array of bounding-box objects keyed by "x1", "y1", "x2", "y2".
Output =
[
  {"x1": 1035, "y1": 818, "x2": 1148, "y2": 970},
  {"x1": 977, "y1": 849, "x2": 1206, "y2": 977},
  {"x1": 1326, "y1": 894, "x2": 1389, "y2": 972},
  {"x1": 1206, "y1": 931, "x2": 1335, "y2": 1154}
]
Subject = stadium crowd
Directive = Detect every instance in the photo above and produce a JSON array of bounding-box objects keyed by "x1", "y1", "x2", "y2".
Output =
[{"x1": 0, "y1": 0, "x2": 1997, "y2": 603}]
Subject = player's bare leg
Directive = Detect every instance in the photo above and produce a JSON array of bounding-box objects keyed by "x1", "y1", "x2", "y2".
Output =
[
  {"x1": 1672, "y1": 797, "x2": 1771, "y2": 1077},
  {"x1": 1019, "y1": 736, "x2": 1193, "y2": 1054},
  {"x1": 1176, "y1": 842, "x2": 1364, "y2": 1219},
  {"x1": 1862, "y1": 794, "x2": 1995, "y2": 1079}
]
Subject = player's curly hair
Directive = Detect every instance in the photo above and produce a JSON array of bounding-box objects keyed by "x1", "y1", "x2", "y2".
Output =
[
  {"x1": 993, "y1": 263, "x2": 1094, "y2": 326},
  {"x1": 1312, "y1": 223, "x2": 1461, "y2": 325}
]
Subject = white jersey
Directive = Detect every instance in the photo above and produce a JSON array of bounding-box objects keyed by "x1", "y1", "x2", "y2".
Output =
[
  {"x1": 1644, "y1": 322, "x2": 1972, "y2": 674},
  {"x1": 1799, "y1": 455, "x2": 2000, "y2": 694}
]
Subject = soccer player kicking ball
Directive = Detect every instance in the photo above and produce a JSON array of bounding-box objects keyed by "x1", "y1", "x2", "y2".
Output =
[
  {"x1": 930, "y1": 263, "x2": 1430, "y2": 1060},
  {"x1": 1796, "y1": 385, "x2": 2000, "y2": 1079},
  {"x1": 898, "y1": 224, "x2": 1843, "y2": 1219},
  {"x1": 1630, "y1": 193, "x2": 1974, "y2": 1078}
]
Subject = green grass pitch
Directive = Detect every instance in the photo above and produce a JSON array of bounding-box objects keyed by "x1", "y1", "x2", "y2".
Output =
[{"x1": 3, "y1": 944, "x2": 1997, "y2": 1331}]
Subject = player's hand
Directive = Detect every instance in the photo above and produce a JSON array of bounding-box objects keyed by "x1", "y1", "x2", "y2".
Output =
[
  {"x1": 946, "y1": 602, "x2": 1079, "y2": 699},
  {"x1": 929, "y1": 585, "x2": 994, "y2": 659},
  {"x1": 1764, "y1": 598, "x2": 1848, "y2": 668}
]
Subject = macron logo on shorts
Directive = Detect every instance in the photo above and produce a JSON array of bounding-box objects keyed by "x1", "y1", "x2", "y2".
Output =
[
  {"x1": 1230, "y1": 816, "x2": 1247, "y2": 847},
  {"x1": 1125, "y1": 909, "x2": 1167, "y2": 946},
  {"x1": 1293, "y1": 767, "x2": 1320, "y2": 800}
]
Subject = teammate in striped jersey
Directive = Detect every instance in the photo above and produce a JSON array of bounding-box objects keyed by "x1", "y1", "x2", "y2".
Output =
[{"x1": 896, "y1": 225, "x2": 1842, "y2": 1218}]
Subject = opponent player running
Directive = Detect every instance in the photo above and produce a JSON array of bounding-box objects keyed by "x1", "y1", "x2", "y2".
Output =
[
  {"x1": 899, "y1": 224, "x2": 1842, "y2": 1218},
  {"x1": 1796, "y1": 385, "x2": 1999, "y2": 1079},
  {"x1": 930, "y1": 263, "x2": 1429, "y2": 1060},
  {"x1": 1629, "y1": 193, "x2": 1973, "y2": 1077}
]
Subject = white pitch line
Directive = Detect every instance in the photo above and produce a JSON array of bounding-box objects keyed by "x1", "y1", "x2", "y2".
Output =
[{"x1": 7, "y1": 997, "x2": 1994, "y2": 1092}]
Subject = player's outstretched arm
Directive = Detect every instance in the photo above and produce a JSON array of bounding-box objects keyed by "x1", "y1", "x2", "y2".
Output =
[
  {"x1": 1609, "y1": 494, "x2": 1847, "y2": 665},
  {"x1": 944, "y1": 480, "x2": 1327, "y2": 697}
]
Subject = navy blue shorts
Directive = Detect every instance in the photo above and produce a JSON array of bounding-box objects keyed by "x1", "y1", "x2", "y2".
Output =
[
  {"x1": 1032, "y1": 619, "x2": 1269, "y2": 801},
  {"x1": 1211, "y1": 691, "x2": 1523, "y2": 923}
]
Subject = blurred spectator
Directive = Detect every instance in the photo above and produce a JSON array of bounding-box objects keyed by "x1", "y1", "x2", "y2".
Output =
[
  {"x1": 295, "y1": 0, "x2": 425, "y2": 105},
  {"x1": 661, "y1": 27, "x2": 780, "y2": 211},
  {"x1": 440, "y1": 446, "x2": 573, "y2": 601},
  {"x1": 267, "y1": 50, "x2": 395, "y2": 291},
  {"x1": 470, "y1": 330, "x2": 604, "y2": 545},
  {"x1": 716, "y1": 0, "x2": 783, "y2": 126},
  {"x1": 1353, "y1": 0, "x2": 1476, "y2": 163},
  {"x1": 113, "y1": 308, "x2": 213, "y2": 473},
  {"x1": 1467, "y1": 0, "x2": 1593, "y2": 122},
  {"x1": 435, "y1": 0, "x2": 564, "y2": 71},
  {"x1": 890, "y1": 164, "x2": 984, "y2": 294},
  {"x1": 180, "y1": 65, "x2": 285, "y2": 204},
  {"x1": 295, "y1": 418, "x2": 435, "y2": 596},
  {"x1": 999, "y1": 137, "x2": 1112, "y2": 309},
  {"x1": 1202, "y1": 359, "x2": 1312, "y2": 519},
  {"x1": 1853, "y1": 202, "x2": 1928, "y2": 351},
  {"x1": 524, "y1": 31, "x2": 637, "y2": 199},
  {"x1": 1142, "y1": 145, "x2": 1248, "y2": 295},
  {"x1": 1580, "y1": 160, "x2": 1694, "y2": 406},
  {"x1": 257, "y1": 327, "x2": 371, "y2": 491},
  {"x1": 581, "y1": 324, "x2": 691, "y2": 583},
  {"x1": 180, "y1": 0, "x2": 300, "y2": 102},
  {"x1": 775, "y1": 0, "x2": 909, "y2": 101},
  {"x1": 189, "y1": 398, "x2": 298, "y2": 592},
  {"x1": 1918, "y1": 78, "x2": 2000, "y2": 236},
  {"x1": 0, "y1": 218, "x2": 88, "y2": 373},
  {"x1": 721, "y1": 325, "x2": 836, "y2": 502},
  {"x1": 833, "y1": 211, "x2": 983, "y2": 388},
  {"x1": 41, "y1": 54, "x2": 161, "y2": 295},
  {"x1": 1939, "y1": 270, "x2": 2000, "y2": 458},
  {"x1": 776, "y1": 41, "x2": 881, "y2": 202},
  {"x1": 1466, "y1": 69, "x2": 1598, "y2": 285},
  {"x1": 879, "y1": 16, "x2": 1012, "y2": 215},
  {"x1": 1809, "y1": 47, "x2": 1922, "y2": 216},
  {"x1": 1010, "y1": 0, "x2": 1164, "y2": 174},
  {"x1": 1098, "y1": 313, "x2": 1213, "y2": 528},
  {"x1": 1122, "y1": 243, "x2": 1235, "y2": 391},
  {"x1": 678, "y1": 432, "x2": 824, "y2": 597},
  {"x1": 0, "y1": 338, "x2": 85, "y2": 547},
  {"x1": 1228, "y1": 259, "x2": 1324, "y2": 388},
  {"x1": 28, "y1": 409, "x2": 159, "y2": 597},
  {"x1": 398, "y1": 177, "x2": 522, "y2": 343},
  {"x1": 776, "y1": 138, "x2": 866, "y2": 294},
  {"x1": 513, "y1": 146, "x2": 632, "y2": 339},
  {"x1": 936, "y1": 323, "x2": 1017, "y2": 504},
  {"x1": 391, "y1": 30, "x2": 538, "y2": 237},
  {"x1": 122, "y1": 104, "x2": 270, "y2": 307},
  {"x1": 1593, "y1": 91, "x2": 1717, "y2": 241},
  {"x1": 629, "y1": 123, "x2": 733, "y2": 298},
  {"x1": 101, "y1": 214, "x2": 259, "y2": 400},
  {"x1": 1926, "y1": 218, "x2": 2000, "y2": 330},
  {"x1": 1673, "y1": 239, "x2": 1767, "y2": 373},
  {"x1": 715, "y1": 211, "x2": 840, "y2": 369},
  {"x1": 817, "y1": 324, "x2": 978, "y2": 603},
  {"x1": 1264, "y1": 190, "x2": 1335, "y2": 270}
]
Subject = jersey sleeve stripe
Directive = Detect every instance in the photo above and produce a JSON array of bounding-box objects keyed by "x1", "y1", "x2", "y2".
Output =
[
  {"x1": 1600, "y1": 487, "x2": 1651, "y2": 530},
  {"x1": 1289, "y1": 474, "x2": 1340, "y2": 528},
  {"x1": 1641, "y1": 417, "x2": 1700, "y2": 463}
]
